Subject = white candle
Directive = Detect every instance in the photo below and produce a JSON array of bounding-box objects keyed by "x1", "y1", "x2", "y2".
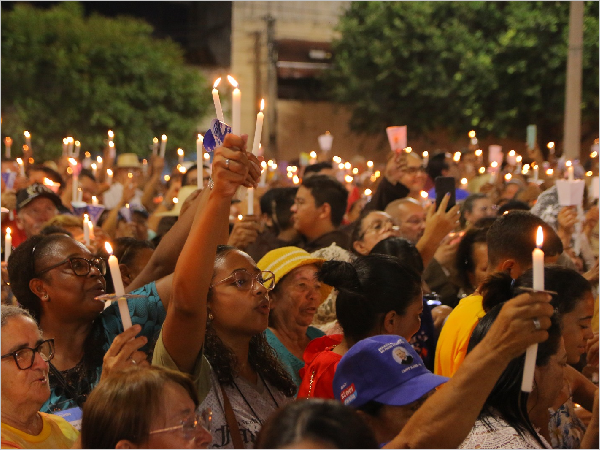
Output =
[
  {"x1": 108, "y1": 141, "x2": 115, "y2": 159},
  {"x1": 4, "y1": 137, "x2": 12, "y2": 159},
  {"x1": 252, "y1": 99, "x2": 265, "y2": 155},
  {"x1": 523, "y1": 226, "x2": 544, "y2": 392},
  {"x1": 475, "y1": 149, "x2": 483, "y2": 165},
  {"x1": 24, "y1": 131, "x2": 31, "y2": 153},
  {"x1": 422, "y1": 151, "x2": 429, "y2": 167},
  {"x1": 91, "y1": 162, "x2": 98, "y2": 179},
  {"x1": 88, "y1": 219, "x2": 95, "y2": 241},
  {"x1": 567, "y1": 161, "x2": 574, "y2": 181},
  {"x1": 96, "y1": 156, "x2": 103, "y2": 174},
  {"x1": 74, "y1": 140, "x2": 81, "y2": 158},
  {"x1": 106, "y1": 168, "x2": 113, "y2": 185},
  {"x1": 159, "y1": 134, "x2": 167, "y2": 158},
  {"x1": 228, "y1": 75, "x2": 241, "y2": 135},
  {"x1": 260, "y1": 160, "x2": 267, "y2": 186},
  {"x1": 247, "y1": 188, "x2": 254, "y2": 215},
  {"x1": 16, "y1": 158, "x2": 25, "y2": 176},
  {"x1": 83, "y1": 214, "x2": 90, "y2": 246},
  {"x1": 77, "y1": 187, "x2": 83, "y2": 203},
  {"x1": 105, "y1": 242, "x2": 132, "y2": 330},
  {"x1": 507, "y1": 150, "x2": 517, "y2": 166},
  {"x1": 69, "y1": 158, "x2": 79, "y2": 201},
  {"x1": 152, "y1": 137, "x2": 159, "y2": 156},
  {"x1": 212, "y1": 78, "x2": 225, "y2": 123},
  {"x1": 62, "y1": 138, "x2": 68, "y2": 156},
  {"x1": 197, "y1": 135, "x2": 204, "y2": 189},
  {"x1": 4, "y1": 227, "x2": 12, "y2": 262},
  {"x1": 67, "y1": 137, "x2": 74, "y2": 156},
  {"x1": 177, "y1": 148, "x2": 184, "y2": 164},
  {"x1": 92, "y1": 196, "x2": 99, "y2": 206},
  {"x1": 533, "y1": 165, "x2": 539, "y2": 181}
]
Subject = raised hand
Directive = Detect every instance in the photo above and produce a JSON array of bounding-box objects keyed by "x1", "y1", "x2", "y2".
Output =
[{"x1": 101, "y1": 324, "x2": 149, "y2": 381}]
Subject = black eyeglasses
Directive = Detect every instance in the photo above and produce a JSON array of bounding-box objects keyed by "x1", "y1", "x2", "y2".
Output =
[
  {"x1": 359, "y1": 218, "x2": 398, "y2": 241},
  {"x1": 1, "y1": 339, "x2": 55, "y2": 370},
  {"x1": 211, "y1": 269, "x2": 275, "y2": 292},
  {"x1": 35, "y1": 257, "x2": 107, "y2": 277}
]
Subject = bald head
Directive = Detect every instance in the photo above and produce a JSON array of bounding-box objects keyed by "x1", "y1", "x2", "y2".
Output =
[{"x1": 385, "y1": 198, "x2": 426, "y2": 244}]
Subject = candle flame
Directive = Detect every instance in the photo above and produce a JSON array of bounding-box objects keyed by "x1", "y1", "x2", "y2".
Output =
[
  {"x1": 16, "y1": 157, "x2": 23, "y2": 165},
  {"x1": 43, "y1": 177, "x2": 54, "y2": 186},
  {"x1": 28, "y1": 157, "x2": 34, "y2": 164},
  {"x1": 479, "y1": 166, "x2": 486, "y2": 174},
  {"x1": 405, "y1": 147, "x2": 412, "y2": 153},
  {"x1": 173, "y1": 197, "x2": 179, "y2": 204},
  {"x1": 162, "y1": 134, "x2": 167, "y2": 141},
  {"x1": 24, "y1": 131, "x2": 30, "y2": 138},
  {"x1": 475, "y1": 149, "x2": 482, "y2": 157},
  {"x1": 453, "y1": 152, "x2": 461, "y2": 162},
  {"x1": 272, "y1": 163, "x2": 278, "y2": 169},
  {"x1": 85, "y1": 152, "x2": 91, "y2": 158},
  {"x1": 461, "y1": 177, "x2": 468, "y2": 185},
  {"x1": 128, "y1": 172, "x2": 133, "y2": 179},
  {"x1": 508, "y1": 150, "x2": 515, "y2": 156},
  {"x1": 344, "y1": 175, "x2": 353, "y2": 183},
  {"x1": 6, "y1": 227, "x2": 11, "y2": 237},
  {"x1": 92, "y1": 196, "x2": 97, "y2": 203},
  {"x1": 310, "y1": 151, "x2": 317, "y2": 158},
  {"x1": 238, "y1": 214, "x2": 243, "y2": 221},
  {"x1": 4, "y1": 137, "x2": 12, "y2": 145},
  {"x1": 197, "y1": 134, "x2": 203, "y2": 142},
  {"x1": 84, "y1": 213, "x2": 89, "y2": 221},
  {"x1": 97, "y1": 156, "x2": 103, "y2": 163},
  {"x1": 153, "y1": 137, "x2": 159, "y2": 144},
  {"x1": 365, "y1": 188, "x2": 372, "y2": 196},
  {"x1": 566, "y1": 160, "x2": 572, "y2": 167},
  {"x1": 108, "y1": 141, "x2": 114, "y2": 148},
  {"x1": 547, "y1": 142, "x2": 555, "y2": 149},
  {"x1": 75, "y1": 141, "x2": 81, "y2": 147},
  {"x1": 63, "y1": 138, "x2": 69, "y2": 145},
  {"x1": 505, "y1": 173, "x2": 512, "y2": 181},
  {"x1": 367, "y1": 160, "x2": 374, "y2": 168},
  {"x1": 105, "y1": 241, "x2": 113, "y2": 254},
  {"x1": 332, "y1": 156, "x2": 342, "y2": 164},
  {"x1": 213, "y1": 77, "x2": 221, "y2": 89},
  {"x1": 422, "y1": 151, "x2": 428, "y2": 158},
  {"x1": 178, "y1": 166, "x2": 187, "y2": 174},
  {"x1": 177, "y1": 148, "x2": 184, "y2": 156},
  {"x1": 338, "y1": 163, "x2": 345, "y2": 170},
  {"x1": 420, "y1": 191, "x2": 428, "y2": 199},
  {"x1": 292, "y1": 175, "x2": 300, "y2": 184},
  {"x1": 374, "y1": 170, "x2": 381, "y2": 178},
  {"x1": 352, "y1": 168, "x2": 359, "y2": 175},
  {"x1": 107, "y1": 169, "x2": 113, "y2": 176},
  {"x1": 586, "y1": 171, "x2": 593, "y2": 177},
  {"x1": 516, "y1": 155, "x2": 522, "y2": 162},
  {"x1": 491, "y1": 161, "x2": 498, "y2": 168},
  {"x1": 204, "y1": 152, "x2": 210, "y2": 160},
  {"x1": 591, "y1": 151, "x2": 598, "y2": 158},
  {"x1": 546, "y1": 168, "x2": 553, "y2": 176},
  {"x1": 227, "y1": 75, "x2": 238, "y2": 88},
  {"x1": 536, "y1": 226, "x2": 543, "y2": 247},
  {"x1": 68, "y1": 158, "x2": 77, "y2": 166},
  {"x1": 163, "y1": 175, "x2": 170, "y2": 182},
  {"x1": 260, "y1": 99, "x2": 265, "y2": 111},
  {"x1": 108, "y1": 130, "x2": 114, "y2": 138},
  {"x1": 344, "y1": 162, "x2": 351, "y2": 170},
  {"x1": 468, "y1": 130, "x2": 476, "y2": 138}
]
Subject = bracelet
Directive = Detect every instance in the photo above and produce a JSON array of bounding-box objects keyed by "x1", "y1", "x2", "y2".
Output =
[{"x1": 207, "y1": 178, "x2": 214, "y2": 190}]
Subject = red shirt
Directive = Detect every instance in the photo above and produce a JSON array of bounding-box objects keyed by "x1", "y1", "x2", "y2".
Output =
[{"x1": 297, "y1": 334, "x2": 343, "y2": 399}]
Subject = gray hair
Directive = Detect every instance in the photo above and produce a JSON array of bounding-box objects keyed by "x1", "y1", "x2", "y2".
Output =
[{"x1": 1, "y1": 304, "x2": 35, "y2": 327}]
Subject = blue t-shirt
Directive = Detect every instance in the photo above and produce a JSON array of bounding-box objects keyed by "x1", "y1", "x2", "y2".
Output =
[
  {"x1": 265, "y1": 326, "x2": 325, "y2": 388},
  {"x1": 43, "y1": 282, "x2": 166, "y2": 413},
  {"x1": 427, "y1": 186, "x2": 470, "y2": 201}
]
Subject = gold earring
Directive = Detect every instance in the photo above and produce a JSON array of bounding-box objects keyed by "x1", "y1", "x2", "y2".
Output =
[{"x1": 208, "y1": 312, "x2": 214, "y2": 321}]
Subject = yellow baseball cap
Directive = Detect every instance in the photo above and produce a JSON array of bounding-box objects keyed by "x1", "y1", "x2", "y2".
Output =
[{"x1": 257, "y1": 246, "x2": 333, "y2": 302}]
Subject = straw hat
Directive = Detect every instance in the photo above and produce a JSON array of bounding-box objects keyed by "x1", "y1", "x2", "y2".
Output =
[
  {"x1": 116, "y1": 153, "x2": 141, "y2": 169},
  {"x1": 257, "y1": 246, "x2": 333, "y2": 301},
  {"x1": 157, "y1": 185, "x2": 199, "y2": 217}
]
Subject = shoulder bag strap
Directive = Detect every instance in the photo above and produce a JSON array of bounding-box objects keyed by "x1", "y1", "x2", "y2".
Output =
[{"x1": 220, "y1": 384, "x2": 245, "y2": 449}]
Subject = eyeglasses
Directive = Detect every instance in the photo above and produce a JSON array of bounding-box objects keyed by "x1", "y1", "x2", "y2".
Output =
[
  {"x1": 211, "y1": 269, "x2": 275, "y2": 292},
  {"x1": 35, "y1": 257, "x2": 107, "y2": 277},
  {"x1": 404, "y1": 167, "x2": 425, "y2": 175},
  {"x1": 149, "y1": 408, "x2": 212, "y2": 441},
  {"x1": 359, "y1": 219, "x2": 398, "y2": 240},
  {"x1": 1, "y1": 339, "x2": 54, "y2": 370}
]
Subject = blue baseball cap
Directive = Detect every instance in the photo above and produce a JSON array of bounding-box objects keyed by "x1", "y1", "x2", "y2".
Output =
[{"x1": 333, "y1": 335, "x2": 448, "y2": 408}]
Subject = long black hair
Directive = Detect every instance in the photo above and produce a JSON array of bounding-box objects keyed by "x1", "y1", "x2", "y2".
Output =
[
  {"x1": 319, "y1": 254, "x2": 421, "y2": 344},
  {"x1": 205, "y1": 245, "x2": 296, "y2": 397},
  {"x1": 467, "y1": 304, "x2": 561, "y2": 448}
]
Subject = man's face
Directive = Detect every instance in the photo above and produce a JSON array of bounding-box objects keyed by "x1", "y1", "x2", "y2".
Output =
[
  {"x1": 444, "y1": 158, "x2": 461, "y2": 180},
  {"x1": 16, "y1": 197, "x2": 58, "y2": 237},
  {"x1": 387, "y1": 202, "x2": 426, "y2": 244},
  {"x1": 290, "y1": 186, "x2": 322, "y2": 237},
  {"x1": 184, "y1": 167, "x2": 211, "y2": 187}
]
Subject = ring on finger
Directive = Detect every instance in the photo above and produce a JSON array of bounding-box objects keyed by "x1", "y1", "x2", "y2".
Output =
[
  {"x1": 131, "y1": 358, "x2": 137, "y2": 365},
  {"x1": 533, "y1": 318, "x2": 541, "y2": 331},
  {"x1": 225, "y1": 159, "x2": 230, "y2": 169}
]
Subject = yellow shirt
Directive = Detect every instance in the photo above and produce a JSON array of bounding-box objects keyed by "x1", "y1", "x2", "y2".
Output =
[
  {"x1": 1, "y1": 413, "x2": 78, "y2": 449},
  {"x1": 434, "y1": 294, "x2": 485, "y2": 377}
]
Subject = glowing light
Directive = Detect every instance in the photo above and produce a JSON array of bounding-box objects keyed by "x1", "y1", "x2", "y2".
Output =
[
  {"x1": 364, "y1": 189, "x2": 372, "y2": 196},
  {"x1": 478, "y1": 167, "x2": 486, "y2": 174},
  {"x1": 536, "y1": 226, "x2": 544, "y2": 247},
  {"x1": 173, "y1": 197, "x2": 179, "y2": 204},
  {"x1": 204, "y1": 152, "x2": 210, "y2": 161},
  {"x1": 267, "y1": 160, "x2": 274, "y2": 167},
  {"x1": 516, "y1": 155, "x2": 522, "y2": 163},
  {"x1": 420, "y1": 191, "x2": 428, "y2": 199},
  {"x1": 177, "y1": 148, "x2": 184, "y2": 157},
  {"x1": 547, "y1": 142, "x2": 555, "y2": 149},
  {"x1": 461, "y1": 177, "x2": 468, "y2": 185},
  {"x1": 352, "y1": 168, "x2": 359, "y2": 175},
  {"x1": 591, "y1": 151, "x2": 598, "y2": 158},
  {"x1": 338, "y1": 163, "x2": 345, "y2": 170},
  {"x1": 491, "y1": 161, "x2": 498, "y2": 168},
  {"x1": 453, "y1": 152, "x2": 461, "y2": 162},
  {"x1": 24, "y1": 131, "x2": 30, "y2": 139},
  {"x1": 237, "y1": 214, "x2": 243, "y2": 221},
  {"x1": 546, "y1": 168, "x2": 554, "y2": 176},
  {"x1": 261, "y1": 161, "x2": 267, "y2": 169},
  {"x1": 374, "y1": 171, "x2": 381, "y2": 178},
  {"x1": 504, "y1": 173, "x2": 512, "y2": 181},
  {"x1": 97, "y1": 156, "x2": 103, "y2": 164},
  {"x1": 108, "y1": 130, "x2": 114, "y2": 139},
  {"x1": 310, "y1": 151, "x2": 317, "y2": 158},
  {"x1": 468, "y1": 130, "x2": 476, "y2": 139},
  {"x1": 405, "y1": 147, "x2": 412, "y2": 153},
  {"x1": 332, "y1": 156, "x2": 342, "y2": 164},
  {"x1": 344, "y1": 162, "x2": 351, "y2": 170},
  {"x1": 68, "y1": 158, "x2": 77, "y2": 166},
  {"x1": 367, "y1": 160, "x2": 374, "y2": 168},
  {"x1": 566, "y1": 160, "x2": 572, "y2": 167},
  {"x1": 127, "y1": 172, "x2": 133, "y2": 179},
  {"x1": 226, "y1": 75, "x2": 238, "y2": 88},
  {"x1": 586, "y1": 171, "x2": 593, "y2": 177},
  {"x1": 213, "y1": 77, "x2": 221, "y2": 89},
  {"x1": 105, "y1": 242, "x2": 113, "y2": 254},
  {"x1": 292, "y1": 175, "x2": 299, "y2": 184},
  {"x1": 163, "y1": 175, "x2": 170, "y2": 182},
  {"x1": 475, "y1": 149, "x2": 482, "y2": 158},
  {"x1": 153, "y1": 137, "x2": 159, "y2": 144},
  {"x1": 178, "y1": 166, "x2": 187, "y2": 174},
  {"x1": 85, "y1": 152, "x2": 91, "y2": 158},
  {"x1": 344, "y1": 175, "x2": 353, "y2": 183}
]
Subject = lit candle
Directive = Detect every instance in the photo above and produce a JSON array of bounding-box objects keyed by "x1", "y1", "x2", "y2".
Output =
[
  {"x1": 152, "y1": 137, "x2": 159, "y2": 156},
  {"x1": 197, "y1": 135, "x2": 204, "y2": 189},
  {"x1": 106, "y1": 168, "x2": 113, "y2": 185},
  {"x1": 62, "y1": 138, "x2": 68, "y2": 156},
  {"x1": 260, "y1": 160, "x2": 267, "y2": 186},
  {"x1": 475, "y1": 149, "x2": 483, "y2": 165},
  {"x1": 566, "y1": 161, "x2": 574, "y2": 181},
  {"x1": 104, "y1": 242, "x2": 132, "y2": 330},
  {"x1": 108, "y1": 130, "x2": 114, "y2": 142},
  {"x1": 310, "y1": 151, "x2": 318, "y2": 165},
  {"x1": 24, "y1": 131, "x2": 31, "y2": 152},
  {"x1": 468, "y1": 130, "x2": 477, "y2": 145},
  {"x1": 461, "y1": 177, "x2": 468, "y2": 186},
  {"x1": 516, "y1": 156, "x2": 522, "y2": 174},
  {"x1": 252, "y1": 99, "x2": 265, "y2": 155},
  {"x1": 74, "y1": 140, "x2": 81, "y2": 158},
  {"x1": 504, "y1": 173, "x2": 512, "y2": 182},
  {"x1": 91, "y1": 162, "x2": 98, "y2": 178},
  {"x1": 365, "y1": 188, "x2": 373, "y2": 197},
  {"x1": 67, "y1": 137, "x2": 74, "y2": 156},
  {"x1": 177, "y1": 148, "x2": 184, "y2": 164},
  {"x1": 547, "y1": 141, "x2": 555, "y2": 155},
  {"x1": 16, "y1": 158, "x2": 25, "y2": 176},
  {"x1": 83, "y1": 214, "x2": 91, "y2": 246},
  {"x1": 523, "y1": 226, "x2": 544, "y2": 392},
  {"x1": 96, "y1": 156, "x2": 103, "y2": 174},
  {"x1": 88, "y1": 218, "x2": 95, "y2": 241},
  {"x1": 227, "y1": 75, "x2": 241, "y2": 135},
  {"x1": 69, "y1": 158, "x2": 79, "y2": 201},
  {"x1": 4, "y1": 227, "x2": 12, "y2": 262},
  {"x1": 507, "y1": 150, "x2": 517, "y2": 166},
  {"x1": 108, "y1": 141, "x2": 115, "y2": 159},
  {"x1": 533, "y1": 164, "x2": 539, "y2": 181},
  {"x1": 212, "y1": 77, "x2": 225, "y2": 123},
  {"x1": 453, "y1": 152, "x2": 461, "y2": 162},
  {"x1": 247, "y1": 188, "x2": 254, "y2": 215},
  {"x1": 77, "y1": 187, "x2": 83, "y2": 203},
  {"x1": 4, "y1": 137, "x2": 12, "y2": 159},
  {"x1": 142, "y1": 159, "x2": 148, "y2": 177},
  {"x1": 159, "y1": 134, "x2": 167, "y2": 158},
  {"x1": 92, "y1": 196, "x2": 99, "y2": 206},
  {"x1": 422, "y1": 151, "x2": 429, "y2": 167}
]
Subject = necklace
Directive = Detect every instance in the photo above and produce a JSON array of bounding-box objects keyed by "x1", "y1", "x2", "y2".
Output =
[{"x1": 231, "y1": 375, "x2": 279, "y2": 425}]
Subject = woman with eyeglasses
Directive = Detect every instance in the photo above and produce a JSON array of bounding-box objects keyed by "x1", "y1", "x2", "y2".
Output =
[
  {"x1": 7, "y1": 231, "x2": 158, "y2": 414},
  {"x1": 80, "y1": 366, "x2": 212, "y2": 449},
  {"x1": 152, "y1": 134, "x2": 295, "y2": 448},
  {"x1": 1, "y1": 304, "x2": 79, "y2": 448},
  {"x1": 350, "y1": 210, "x2": 401, "y2": 256}
]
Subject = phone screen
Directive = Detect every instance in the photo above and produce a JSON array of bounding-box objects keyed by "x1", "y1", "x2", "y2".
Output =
[{"x1": 435, "y1": 176, "x2": 456, "y2": 212}]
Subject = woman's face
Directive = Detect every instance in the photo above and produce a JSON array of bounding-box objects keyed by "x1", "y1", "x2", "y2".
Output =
[
  {"x1": 209, "y1": 250, "x2": 270, "y2": 337},
  {"x1": 1, "y1": 316, "x2": 51, "y2": 411},
  {"x1": 270, "y1": 264, "x2": 322, "y2": 328},
  {"x1": 399, "y1": 155, "x2": 427, "y2": 194},
  {"x1": 560, "y1": 291, "x2": 594, "y2": 364},
  {"x1": 33, "y1": 237, "x2": 106, "y2": 322},
  {"x1": 143, "y1": 381, "x2": 211, "y2": 449},
  {"x1": 353, "y1": 211, "x2": 400, "y2": 256},
  {"x1": 467, "y1": 242, "x2": 488, "y2": 291},
  {"x1": 391, "y1": 295, "x2": 423, "y2": 340}
]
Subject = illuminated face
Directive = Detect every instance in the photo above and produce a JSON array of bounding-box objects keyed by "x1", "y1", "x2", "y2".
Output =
[
  {"x1": 353, "y1": 211, "x2": 400, "y2": 256},
  {"x1": 290, "y1": 186, "x2": 323, "y2": 238},
  {"x1": 399, "y1": 155, "x2": 426, "y2": 194},
  {"x1": 387, "y1": 202, "x2": 426, "y2": 244},
  {"x1": 560, "y1": 291, "x2": 594, "y2": 364},
  {"x1": 17, "y1": 198, "x2": 58, "y2": 237}
]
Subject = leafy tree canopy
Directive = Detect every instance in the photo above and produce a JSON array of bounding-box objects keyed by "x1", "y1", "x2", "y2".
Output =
[
  {"x1": 2, "y1": 2, "x2": 211, "y2": 160},
  {"x1": 326, "y1": 1, "x2": 598, "y2": 142}
]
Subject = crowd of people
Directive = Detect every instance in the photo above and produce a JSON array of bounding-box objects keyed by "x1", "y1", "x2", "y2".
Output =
[{"x1": 1, "y1": 131, "x2": 598, "y2": 449}]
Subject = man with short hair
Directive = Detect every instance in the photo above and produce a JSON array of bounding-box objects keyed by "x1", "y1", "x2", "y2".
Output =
[
  {"x1": 291, "y1": 175, "x2": 350, "y2": 252},
  {"x1": 14, "y1": 184, "x2": 63, "y2": 246},
  {"x1": 385, "y1": 198, "x2": 426, "y2": 244},
  {"x1": 435, "y1": 210, "x2": 563, "y2": 377}
]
